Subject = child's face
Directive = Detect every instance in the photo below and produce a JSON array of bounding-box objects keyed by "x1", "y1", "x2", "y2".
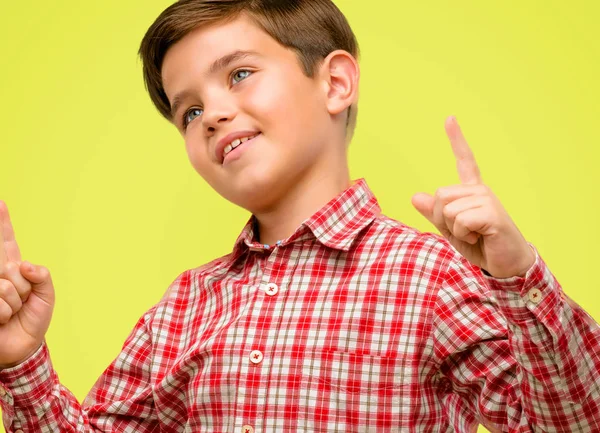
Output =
[{"x1": 162, "y1": 15, "x2": 340, "y2": 212}]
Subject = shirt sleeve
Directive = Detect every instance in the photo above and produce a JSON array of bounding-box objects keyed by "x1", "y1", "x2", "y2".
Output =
[
  {"x1": 0, "y1": 306, "x2": 159, "y2": 432},
  {"x1": 432, "y1": 244, "x2": 600, "y2": 433}
]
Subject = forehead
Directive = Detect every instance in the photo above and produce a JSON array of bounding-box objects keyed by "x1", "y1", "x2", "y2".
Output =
[{"x1": 161, "y1": 15, "x2": 287, "y2": 90}]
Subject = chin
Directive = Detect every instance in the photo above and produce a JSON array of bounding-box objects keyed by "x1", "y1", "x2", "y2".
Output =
[{"x1": 221, "y1": 169, "x2": 289, "y2": 213}]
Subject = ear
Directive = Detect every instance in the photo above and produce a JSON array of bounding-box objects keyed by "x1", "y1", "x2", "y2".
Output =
[{"x1": 320, "y1": 50, "x2": 359, "y2": 117}]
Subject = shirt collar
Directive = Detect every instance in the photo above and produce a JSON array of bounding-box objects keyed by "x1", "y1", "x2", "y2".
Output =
[{"x1": 232, "y1": 178, "x2": 381, "y2": 254}]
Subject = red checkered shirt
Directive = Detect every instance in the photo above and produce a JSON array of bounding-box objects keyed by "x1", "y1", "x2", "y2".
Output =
[{"x1": 1, "y1": 179, "x2": 599, "y2": 432}]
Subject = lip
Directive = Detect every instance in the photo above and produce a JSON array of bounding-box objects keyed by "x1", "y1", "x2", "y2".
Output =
[{"x1": 215, "y1": 130, "x2": 261, "y2": 164}]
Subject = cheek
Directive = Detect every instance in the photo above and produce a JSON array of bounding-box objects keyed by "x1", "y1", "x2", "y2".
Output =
[
  {"x1": 243, "y1": 70, "x2": 313, "y2": 120},
  {"x1": 185, "y1": 135, "x2": 212, "y2": 174},
  {"x1": 242, "y1": 82, "x2": 281, "y2": 118}
]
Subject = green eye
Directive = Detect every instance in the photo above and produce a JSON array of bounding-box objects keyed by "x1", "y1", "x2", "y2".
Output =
[
  {"x1": 232, "y1": 70, "x2": 252, "y2": 83},
  {"x1": 183, "y1": 108, "x2": 203, "y2": 128}
]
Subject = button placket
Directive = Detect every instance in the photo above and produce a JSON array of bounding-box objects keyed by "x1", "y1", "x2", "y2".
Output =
[{"x1": 245, "y1": 251, "x2": 277, "y2": 432}]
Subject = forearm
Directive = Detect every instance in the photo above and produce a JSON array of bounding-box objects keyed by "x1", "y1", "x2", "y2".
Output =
[
  {"x1": 436, "y1": 246, "x2": 600, "y2": 432},
  {"x1": 0, "y1": 342, "x2": 99, "y2": 432},
  {"x1": 484, "y1": 247, "x2": 600, "y2": 429},
  {"x1": 0, "y1": 312, "x2": 160, "y2": 432},
  {"x1": 488, "y1": 247, "x2": 600, "y2": 396}
]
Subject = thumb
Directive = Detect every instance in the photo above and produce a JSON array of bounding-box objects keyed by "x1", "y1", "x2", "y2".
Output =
[
  {"x1": 411, "y1": 192, "x2": 435, "y2": 223},
  {"x1": 20, "y1": 261, "x2": 55, "y2": 304}
]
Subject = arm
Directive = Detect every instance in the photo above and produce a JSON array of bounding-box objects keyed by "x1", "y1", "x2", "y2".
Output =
[
  {"x1": 433, "y1": 246, "x2": 600, "y2": 432},
  {"x1": 0, "y1": 307, "x2": 160, "y2": 432},
  {"x1": 412, "y1": 117, "x2": 600, "y2": 430},
  {"x1": 0, "y1": 201, "x2": 188, "y2": 432}
]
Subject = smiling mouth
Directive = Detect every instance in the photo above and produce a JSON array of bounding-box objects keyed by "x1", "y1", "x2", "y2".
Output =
[{"x1": 222, "y1": 132, "x2": 261, "y2": 163}]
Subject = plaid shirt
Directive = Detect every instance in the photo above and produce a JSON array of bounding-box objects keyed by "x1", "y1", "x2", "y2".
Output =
[{"x1": 1, "y1": 179, "x2": 599, "y2": 433}]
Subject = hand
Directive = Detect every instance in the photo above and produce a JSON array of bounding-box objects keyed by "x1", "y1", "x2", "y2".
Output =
[
  {"x1": 411, "y1": 116, "x2": 536, "y2": 279},
  {"x1": 0, "y1": 201, "x2": 55, "y2": 369}
]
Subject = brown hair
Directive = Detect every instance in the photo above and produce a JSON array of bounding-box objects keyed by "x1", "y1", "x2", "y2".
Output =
[{"x1": 138, "y1": 0, "x2": 360, "y2": 138}]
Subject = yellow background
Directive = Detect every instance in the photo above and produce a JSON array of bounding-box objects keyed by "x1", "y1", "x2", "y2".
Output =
[{"x1": 1, "y1": 1, "x2": 599, "y2": 431}]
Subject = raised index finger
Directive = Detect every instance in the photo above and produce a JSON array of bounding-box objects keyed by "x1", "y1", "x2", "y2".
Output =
[
  {"x1": 0, "y1": 201, "x2": 22, "y2": 265},
  {"x1": 445, "y1": 116, "x2": 482, "y2": 185}
]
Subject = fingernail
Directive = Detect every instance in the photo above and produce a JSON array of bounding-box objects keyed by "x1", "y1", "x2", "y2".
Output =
[{"x1": 23, "y1": 261, "x2": 33, "y2": 272}]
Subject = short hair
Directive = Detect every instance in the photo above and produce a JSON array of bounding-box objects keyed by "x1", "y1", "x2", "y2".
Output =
[{"x1": 138, "y1": 0, "x2": 360, "y2": 140}]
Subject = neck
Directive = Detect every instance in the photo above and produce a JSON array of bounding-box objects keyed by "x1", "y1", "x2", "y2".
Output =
[{"x1": 254, "y1": 164, "x2": 351, "y2": 246}]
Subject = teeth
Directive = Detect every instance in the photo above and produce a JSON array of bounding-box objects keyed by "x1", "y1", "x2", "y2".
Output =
[{"x1": 223, "y1": 133, "x2": 259, "y2": 158}]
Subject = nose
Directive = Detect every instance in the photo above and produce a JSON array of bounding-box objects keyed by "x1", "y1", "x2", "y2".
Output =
[{"x1": 202, "y1": 100, "x2": 237, "y2": 135}]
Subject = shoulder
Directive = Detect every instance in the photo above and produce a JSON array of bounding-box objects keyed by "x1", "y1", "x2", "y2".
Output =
[
  {"x1": 367, "y1": 213, "x2": 457, "y2": 261},
  {"x1": 370, "y1": 214, "x2": 493, "y2": 309},
  {"x1": 364, "y1": 213, "x2": 483, "y2": 279},
  {"x1": 157, "y1": 251, "x2": 237, "y2": 303}
]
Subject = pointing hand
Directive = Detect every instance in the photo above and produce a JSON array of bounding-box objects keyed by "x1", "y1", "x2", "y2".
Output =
[
  {"x1": 0, "y1": 201, "x2": 55, "y2": 369},
  {"x1": 411, "y1": 117, "x2": 535, "y2": 278}
]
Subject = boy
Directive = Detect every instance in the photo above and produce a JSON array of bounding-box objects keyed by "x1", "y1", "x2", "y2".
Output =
[{"x1": 0, "y1": 0, "x2": 599, "y2": 432}]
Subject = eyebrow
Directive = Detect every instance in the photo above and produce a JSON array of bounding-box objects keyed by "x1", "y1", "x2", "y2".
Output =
[{"x1": 169, "y1": 50, "x2": 260, "y2": 121}]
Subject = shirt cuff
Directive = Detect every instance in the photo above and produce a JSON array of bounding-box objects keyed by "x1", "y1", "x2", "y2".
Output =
[
  {"x1": 0, "y1": 341, "x2": 56, "y2": 411},
  {"x1": 482, "y1": 244, "x2": 562, "y2": 324}
]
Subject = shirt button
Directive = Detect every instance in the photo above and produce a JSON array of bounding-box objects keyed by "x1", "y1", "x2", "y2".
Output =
[
  {"x1": 527, "y1": 288, "x2": 543, "y2": 304},
  {"x1": 242, "y1": 425, "x2": 254, "y2": 433},
  {"x1": 250, "y1": 350, "x2": 264, "y2": 364},
  {"x1": 14, "y1": 430, "x2": 24, "y2": 433},
  {"x1": 264, "y1": 283, "x2": 279, "y2": 296}
]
